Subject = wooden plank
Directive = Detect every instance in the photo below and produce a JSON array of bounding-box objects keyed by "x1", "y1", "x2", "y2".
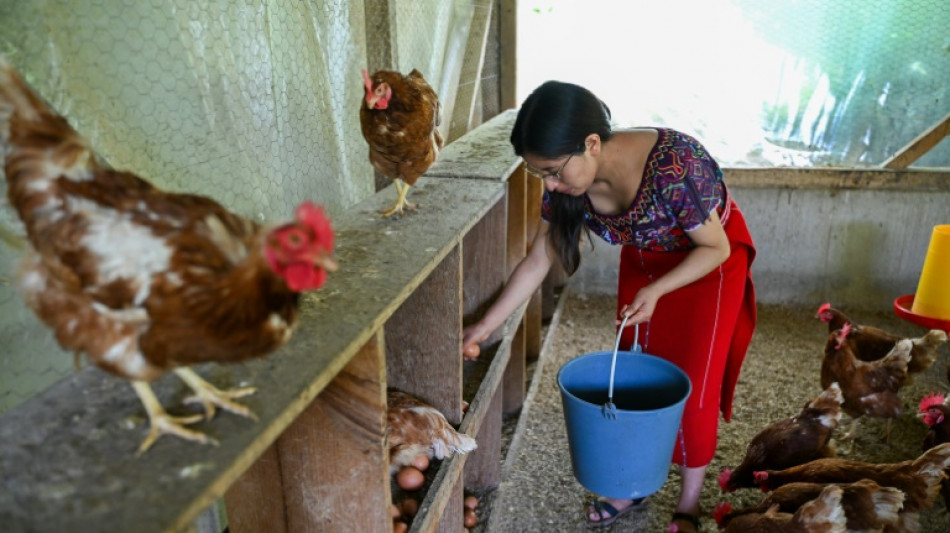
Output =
[
  {"x1": 502, "y1": 323, "x2": 525, "y2": 415},
  {"x1": 428, "y1": 110, "x2": 520, "y2": 181},
  {"x1": 524, "y1": 168, "x2": 543, "y2": 360},
  {"x1": 723, "y1": 167, "x2": 950, "y2": 191},
  {"x1": 463, "y1": 199, "x2": 507, "y2": 347},
  {"x1": 882, "y1": 112, "x2": 950, "y2": 169},
  {"x1": 502, "y1": 169, "x2": 527, "y2": 413},
  {"x1": 408, "y1": 301, "x2": 527, "y2": 533},
  {"x1": 386, "y1": 244, "x2": 463, "y2": 425},
  {"x1": 464, "y1": 385, "x2": 502, "y2": 489},
  {"x1": 225, "y1": 444, "x2": 288, "y2": 533},
  {"x1": 447, "y1": 0, "x2": 494, "y2": 143},
  {"x1": 499, "y1": 0, "x2": 518, "y2": 110},
  {"x1": 275, "y1": 330, "x2": 389, "y2": 533},
  {"x1": 0, "y1": 178, "x2": 504, "y2": 533}
]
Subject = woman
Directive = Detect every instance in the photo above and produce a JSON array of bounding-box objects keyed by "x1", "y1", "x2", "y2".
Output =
[{"x1": 462, "y1": 81, "x2": 756, "y2": 531}]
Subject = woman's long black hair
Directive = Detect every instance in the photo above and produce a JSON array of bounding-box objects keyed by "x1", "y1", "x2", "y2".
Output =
[{"x1": 510, "y1": 81, "x2": 613, "y2": 275}]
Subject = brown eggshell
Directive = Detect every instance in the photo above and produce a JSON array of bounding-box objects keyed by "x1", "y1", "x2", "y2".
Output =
[
  {"x1": 400, "y1": 497, "x2": 419, "y2": 518},
  {"x1": 463, "y1": 343, "x2": 480, "y2": 359},
  {"x1": 410, "y1": 454, "x2": 430, "y2": 472},
  {"x1": 462, "y1": 401, "x2": 470, "y2": 413},
  {"x1": 393, "y1": 521, "x2": 408, "y2": 533},
  {"x1": 396, "y1": 466, "x2": 425, "y2": 491},
  {"x1": 390, "y1": 503, "x2": 402, "y2": 520},
  {"x1": 463, "y1": 495, "x2": 479, "y2": 511},
  {"x1": 463, "y1": 509, "x2": 478, "y2": 528}
]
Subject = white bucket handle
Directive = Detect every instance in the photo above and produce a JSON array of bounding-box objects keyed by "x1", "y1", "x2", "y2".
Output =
[{"x1": 604, "y1": 315, "x2": 638, "y2": 418}]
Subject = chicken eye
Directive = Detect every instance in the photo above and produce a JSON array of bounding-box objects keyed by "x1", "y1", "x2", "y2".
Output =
[{"x1": 281, "y1": 228, "x2": 308, "y2": 250}]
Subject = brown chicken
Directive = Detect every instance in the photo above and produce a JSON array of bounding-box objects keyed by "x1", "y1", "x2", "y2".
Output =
[
  {"x1": 360, "y1": 68, "x2": 443, "y2": 217},
  {"x1": 753, "y1": 442, "x2": 950, "y2": 532},
  {"x1": 714, "y1": 479, "x2": 904, "y2": 532},
  {"x1": 816, "y1": 303, "x2": 946, "y2": 376},
  {"x1": 387, "y1": 389, "x2": 476, "y2": 473},
  {"x1": 820, "y1": 324, "x2": 912, "y2": 450},
  {"x1": 0, "y1": 59, "x2": 338, "y2": 453},
  {"x1": 718, "y1": 383, "x2": 844, "y2": 493},
  {"x1": 713, "y1": 484, "x2": 847, "y2": 532},
  {"x1": 919, "y1": 392, "x2": 950, "y2": 511}
]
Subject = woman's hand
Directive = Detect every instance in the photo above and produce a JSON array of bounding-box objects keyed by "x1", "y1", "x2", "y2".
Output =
[
  {"x1": 617, "y1": 284, "x2": 663, "y2": 327},
  {"x1": 462, "y1": 323, "x2": 490, "y2": 360}
]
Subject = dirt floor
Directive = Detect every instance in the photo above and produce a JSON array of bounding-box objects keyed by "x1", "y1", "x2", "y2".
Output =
[{"x1": 483, "y1": 289, "x2": 950, "y2": 532}]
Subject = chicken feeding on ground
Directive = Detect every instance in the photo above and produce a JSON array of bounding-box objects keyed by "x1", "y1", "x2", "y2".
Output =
[
  {"x1": 359, "y1": 68, "x2": 443, "y2": 217},
  {"x1": 0, "y1": 59, "x2": 337, "y2": 453},
  {"x1": 919, "y1": 392, "x2": 950, "y2": 511},
  {"x1": 753, "y1": 442, "x2": 950, "y2": 532},
  {"x1": 718, "y1": 383, "x2": 844, "y2": 493},
  {"x1": 387, "y1": 389, "x2": 476, "y2": 473},
  {"x1": 820, "y1": 324, "x2": 912, "y2": 451},
  {"x1": 714, "y1": 479, "x2": 904, "y2": 533},
  {"x1": 816, "y1": 303, "x2": 946, "y2": 378},
  {"x1": 713, "y1": 484, "x2": 848, "y2": 533}
]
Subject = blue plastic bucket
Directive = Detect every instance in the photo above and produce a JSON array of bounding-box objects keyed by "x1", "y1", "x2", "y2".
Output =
[{"x1": 557, "y1": 322, "x2": 691, "y2": 499}]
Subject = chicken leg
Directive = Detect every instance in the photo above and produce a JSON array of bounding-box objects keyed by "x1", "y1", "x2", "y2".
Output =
[
  {"x1": 380, "y1": 179, "x2": 417, "y2": 217},
  {"x1": 131, "y1": 380, "x2": 213, "y2": 454},
  {"x1": 175, "y1": 367, "x2": 257, "y2": 421}
]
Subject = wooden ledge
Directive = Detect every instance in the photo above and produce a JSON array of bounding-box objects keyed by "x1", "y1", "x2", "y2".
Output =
[
  {"x1": 724, "y1": 167, "x2": 950, "y2": 191},
  {"x1": 0, "y1": 177, "x2": 506, "y2": 532},
  {"x1": 428, "y1": 109, "x2": 522, "y2": 181}
]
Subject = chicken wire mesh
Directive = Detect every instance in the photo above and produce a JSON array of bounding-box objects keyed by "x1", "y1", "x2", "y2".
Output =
[
  {"x1": 0, "y1": 0, "x2": 478, "y2": 413},
  {"x1": 518, "y1": 0, "x2": 949, "y2": 167}
]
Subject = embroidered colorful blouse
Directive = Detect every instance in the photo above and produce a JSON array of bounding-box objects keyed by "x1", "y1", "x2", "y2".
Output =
[{"x1": 540, "y1": 128, "x2": 729, "y2": 251}]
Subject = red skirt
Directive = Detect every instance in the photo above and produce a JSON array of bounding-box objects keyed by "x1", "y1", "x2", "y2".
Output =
[{"x1": 617, "y1": 198, "x2": 756, "y2": 467}]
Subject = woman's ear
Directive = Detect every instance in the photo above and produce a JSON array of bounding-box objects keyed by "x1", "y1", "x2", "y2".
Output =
[{"x1": 585, "y1": 133, "x2": 601, "y2": 155}]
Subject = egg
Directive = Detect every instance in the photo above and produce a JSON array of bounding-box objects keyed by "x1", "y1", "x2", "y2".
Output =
[
  {"x1": 410, "y1": 454, "x2": 430, "y2": 472},
  {"x1": 463, "y1": 509, "x2": 478, "y2": 528},
  {"x1": 393, "y1": 521, "x2": 408, "y2": 533},
  {"x1": 400, "y1": 497, "x2": 419, "y2": 518},
  {"x1": 396, "y1": 466, "x2": 425, "y2": 491},
  {"x1": 462, "y1": 401, "x2": 470, "y2": 413},
  {"x1": 463, "y1": 343, "x2": 480, "y2": 360},
  {"x1": 463, "y1": 495, "x2": 479, "y2": 511},
  {"x1": 390, "y1": 503, "x2": 402, "y2": 520}
]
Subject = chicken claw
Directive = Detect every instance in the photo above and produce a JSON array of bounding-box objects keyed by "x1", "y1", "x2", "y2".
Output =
[
  {"x1": 174, "y1": 368, "x2": 258, "y2": 421},
  {"x1": 131, "y1": 380, "x2": 216, "y2": 454}
]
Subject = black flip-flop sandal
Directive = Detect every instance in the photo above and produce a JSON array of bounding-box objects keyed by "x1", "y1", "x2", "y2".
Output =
[
  {"x1": 585, "y1": 497, "x2": 647, "y2": 528},
  {"x1": 669, "y1": 512, "x2": 701, "y2": 532}
]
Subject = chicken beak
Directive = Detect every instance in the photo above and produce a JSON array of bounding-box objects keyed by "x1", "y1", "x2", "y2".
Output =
[
  {"x1": 314, "y1": 252, "x2": 339, "y2": 273},
  {"x1": 362, "y1": 69, "x2": 377, "y2": 108}
]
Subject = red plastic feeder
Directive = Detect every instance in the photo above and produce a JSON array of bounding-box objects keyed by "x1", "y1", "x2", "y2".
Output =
[{"x1": 893, "y1": 294, "x2": 950, "y2": 333}]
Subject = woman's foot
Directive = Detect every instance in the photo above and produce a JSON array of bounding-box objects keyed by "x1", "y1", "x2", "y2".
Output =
[
  {"x1": 585, "y1": 497, "x2": 647, "y2": 527},
  {"x1": 668, "y1": 511, "x2": 700, "y2": 532}
]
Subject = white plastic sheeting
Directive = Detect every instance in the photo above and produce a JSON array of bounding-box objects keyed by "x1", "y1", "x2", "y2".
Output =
[{"x1": 0, "y1": 0, "x2": 469, "y2": 412}]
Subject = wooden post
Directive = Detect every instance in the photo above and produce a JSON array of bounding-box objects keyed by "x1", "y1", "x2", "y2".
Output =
[
  {"x1": 386, "y1": 244, "x2": 464, "y2": 425},
  {"x1": 463, "y1": 199, "x2": 508, "y2": 348},
  {"x1": 882, "y1": 112, "x2": 950, "y2": 169},
  {"x1": 524, "y1": 168, "x2": 544, "y2": 360},
  {"x1": 502, "y1": 169, "x2": 527, "y2": 414},
  {"x1": 225, "y1": 330, "x2": 390, "y2": 533}
]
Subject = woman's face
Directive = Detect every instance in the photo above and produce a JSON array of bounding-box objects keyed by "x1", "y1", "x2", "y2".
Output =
[{"x1": 523, "y1": 151, "x2": 588, "y2": 196}]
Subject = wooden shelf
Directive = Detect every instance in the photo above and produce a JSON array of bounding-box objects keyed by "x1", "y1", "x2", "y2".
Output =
[{"x1": 0, "y1": 112, "x2": 542, "y2": 533}]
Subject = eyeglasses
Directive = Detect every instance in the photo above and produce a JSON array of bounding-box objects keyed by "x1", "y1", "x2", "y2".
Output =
[{"x1": 525, "y1": 152, "x2": 577, "y2": 181}]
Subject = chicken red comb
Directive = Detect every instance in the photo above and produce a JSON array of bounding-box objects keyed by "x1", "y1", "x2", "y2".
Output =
[
  {"x1": 361, "y1": 68, "x2": 373, "y2": 92},
  {"x1": 753, "y1": 471, "x2": 770, "y2": 492},
  {"x1": 920, "y1": 392, "x2": 947, "y2": 412},
  {"x1": 713, "y1": 502, "x2": 732, "y2": 525},
  {"x1": 717, "y1": 469, "x2": 733, "y2": 492},
  {"x1": 295, "y1": 201, "x2": 334, "y2": 249},
  {"x1": 816, "y1": 302, "x2": 831, "y2": 319}
]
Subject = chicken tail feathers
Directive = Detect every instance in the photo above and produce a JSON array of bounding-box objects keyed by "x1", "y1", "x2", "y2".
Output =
[
  {"x1": 794, "y1": 484, "x2": 846, "y2": 532},
  {"x1": 870, "y1": 485, "x2": 905, "y2": 527},
  {"x1": 912, "y1": 442, "x2": 950, "y2": 478},
  {"x1": 0, "y1": 57, "x2": 95, "y2": 189},
  {"x1": 431, "y1": 430, "x2": 476, "y2": 460}
]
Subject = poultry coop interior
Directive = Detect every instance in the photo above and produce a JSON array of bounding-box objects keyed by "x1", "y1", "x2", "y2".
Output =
[{"x1": 1, "y1": 1, "x2": 949, "y2": 532}]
